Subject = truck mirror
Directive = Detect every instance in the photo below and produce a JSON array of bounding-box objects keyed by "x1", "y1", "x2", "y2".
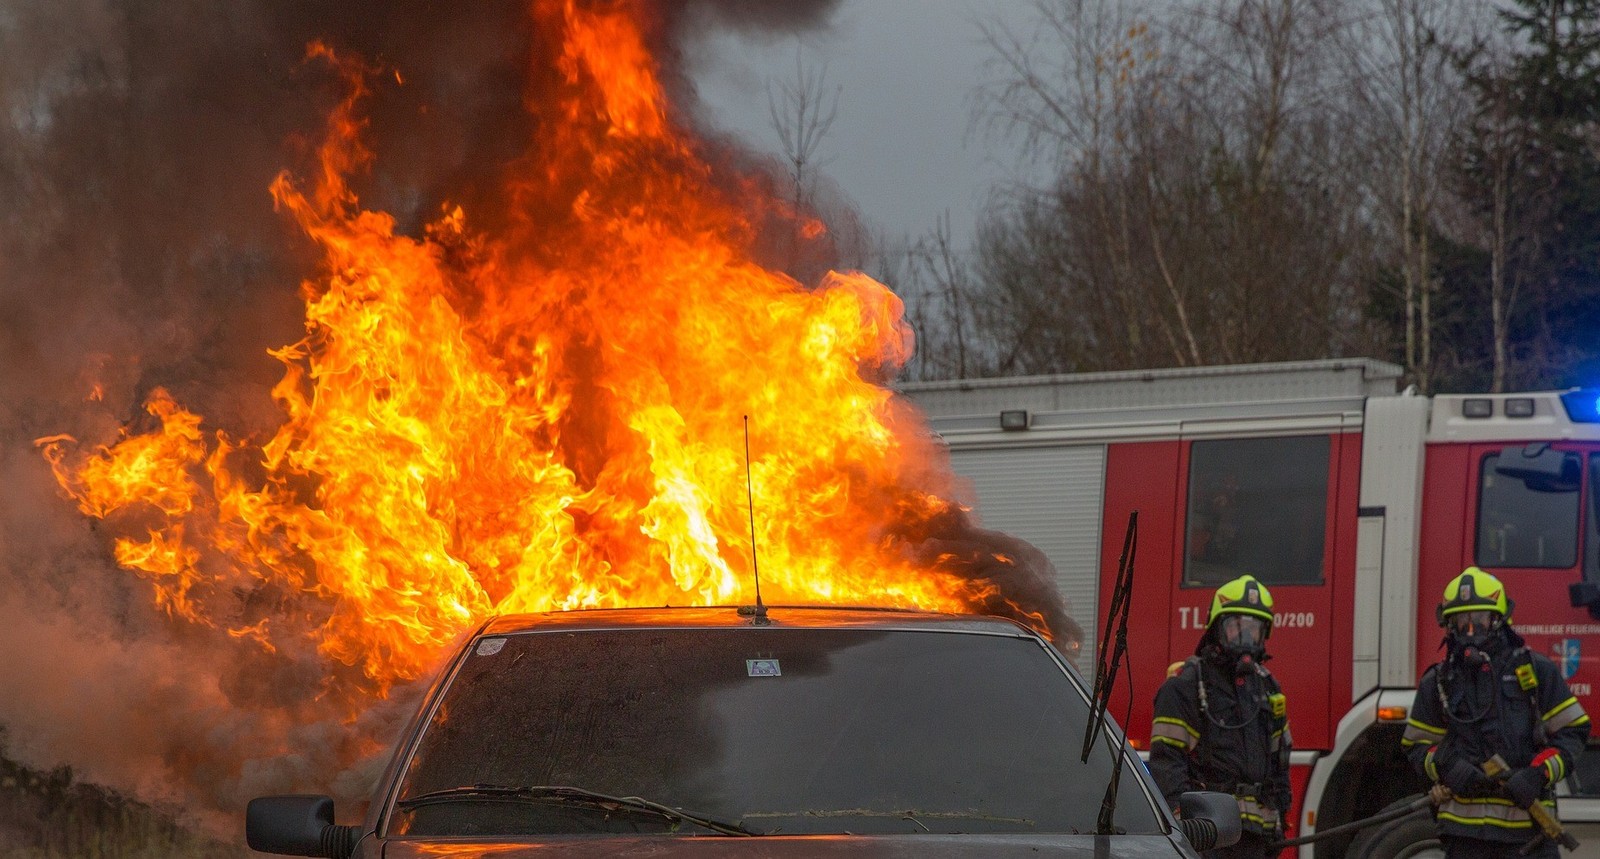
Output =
[
  {"x1": 1494, "y1": 444, "x2": 1579, "y2": 492},
  {"x1": 246, "y1": 795, "x2": 361, "y2": 858},
  {"x1": 1571, "y1": 582, "x2": 1600, "y2": 621},
  {"x1": 1177, "y1": 791, "x2": 1241, "y2": 850}
]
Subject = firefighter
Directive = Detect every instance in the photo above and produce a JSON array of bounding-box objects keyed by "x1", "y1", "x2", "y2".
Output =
[
  {"x1": 1150, "y1": 574, "x2": 1292, "y2": 859},
  {"x1": 1402, "y1": 567, "x2": 1590, "y2": 859}
]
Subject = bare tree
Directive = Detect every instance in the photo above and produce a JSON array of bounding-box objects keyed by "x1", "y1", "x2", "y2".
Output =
[
  {"x1": 760, "y1": 41, "x2": 876, "y2": 286},
  {"x1": 1337, "y1": 0, "x2": 1479, "y2": 392},
  {"x1": 964, "y1": 0, "x2": 1378, "y2": 377},
  {"x1": 768, "y1": 42, "x2": 840, "y2": 212},
  {"x1": 973, "y1": 0, "x2": 1188, "y2": 371}
]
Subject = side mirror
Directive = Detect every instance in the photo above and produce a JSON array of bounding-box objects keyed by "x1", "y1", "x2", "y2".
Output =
[
  {"x1": 1495, "y1": 444, "x2": 1580, "y2": 492},
  {"x1": 1571, "y1": 582, "x2": 1600, "y2": 621},
  {"x1": 1177, "y1": 791, "x2": 1241, "y2": 851},
  {"x1": 245, "y1": 795, "x2": 362, "y2": 858}
]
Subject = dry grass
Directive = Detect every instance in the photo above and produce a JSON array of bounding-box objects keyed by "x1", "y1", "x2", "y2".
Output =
[{"x1": 0, "y1": 754, "x2": 249, "y2": 859}]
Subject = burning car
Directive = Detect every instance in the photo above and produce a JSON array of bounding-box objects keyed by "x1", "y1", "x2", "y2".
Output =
[{"x1": 246, "y1": 605, "x2": 1238, "y2": 857}]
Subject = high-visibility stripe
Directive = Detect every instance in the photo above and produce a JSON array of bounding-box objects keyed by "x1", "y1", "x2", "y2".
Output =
[
  {"x1": 1236, "y1": 797, "x2": 1280, "y2": 828},
  {"x1": 1151, "y1": 718, "x2": 1196, "y2": 749},
  {"x1": 1402, "y1": 718, "x2": 1444, "y2": 747},
  {"x1": 1545, "y1": 697, "x2": 1590, "y2": 733},
  {"x1": 1436, "y1": 796, "x2": 1557, "y2": 830},
  {"x1": 1406, "y1": 717, "x2": 1446, "y2": 735},
  {"x1": 1154, "y1": 716, "x2": 1200, "y2": 738},
  {"x1": 1151, "y1": 735, "x2": 1189, "y2": 750},
  {"x1": 1266, "y1": 724, "x2": 1292, "y2": 753},
  {"x1": 1533, "y1": 748, "x2": 1565, "y2": 783},
  {"x1": 1424, "y1": 748, "x2": 1439, "y2": 782},
  {"x1": 1436, "y1": 812, "x2": 1535, "y2": 830},
  {"x1": 1543, "y1": 697, "x2": 1578, "y2": 722}
]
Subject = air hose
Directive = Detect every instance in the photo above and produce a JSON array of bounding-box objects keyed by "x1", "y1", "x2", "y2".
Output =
[{"x1": 1269, "y1": 791, "x2": 1438, "y2": 849}]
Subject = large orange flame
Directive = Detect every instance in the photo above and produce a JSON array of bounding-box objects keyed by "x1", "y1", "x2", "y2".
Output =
[{"x1": 37, "y1": 0, "x2": 1059, "y2": 700}]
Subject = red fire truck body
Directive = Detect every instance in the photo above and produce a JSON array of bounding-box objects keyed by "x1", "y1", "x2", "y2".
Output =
[{"x1": 900, "y1": 359, "x2": 1600, "y2": 859}]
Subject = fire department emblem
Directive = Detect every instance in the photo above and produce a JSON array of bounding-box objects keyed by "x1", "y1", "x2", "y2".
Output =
[
  {"x1": 1460, "y1": 581, "x2": 1472, "y2": 600},
  {"x1": 1247, "y1": 589, "x2": 1259, "y2": 605},
  {"x1": 1555, "y1": 639, "x2": 1581, "y2": 680}
]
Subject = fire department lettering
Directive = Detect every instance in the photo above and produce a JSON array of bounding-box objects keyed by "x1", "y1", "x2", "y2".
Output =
[{"x1": 1177, "y1": 607, "x2": 1315, "y2": 629}]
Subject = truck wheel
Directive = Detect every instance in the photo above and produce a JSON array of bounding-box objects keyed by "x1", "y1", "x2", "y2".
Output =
[{"x1": 1345, "y1": 797, "x2": 1441, "y2": 859}]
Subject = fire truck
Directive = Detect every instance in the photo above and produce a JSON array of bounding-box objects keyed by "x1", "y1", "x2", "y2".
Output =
[{"x1": 899, "y1": 358, "x2": 1600, "y2": 859}]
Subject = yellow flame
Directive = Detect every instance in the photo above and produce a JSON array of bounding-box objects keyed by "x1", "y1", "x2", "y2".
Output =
[{"x1": 39, "y1": 1, "x2": 1047, "y2": 703}]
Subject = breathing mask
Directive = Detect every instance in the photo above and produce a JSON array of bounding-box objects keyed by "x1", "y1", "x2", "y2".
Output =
[
  {"x1": 1217, "y1": 614, "x2": 1268, "y2": 664},
  {"x1": 1447, "y1": 609, "x2": 1500, "y2": 660}
]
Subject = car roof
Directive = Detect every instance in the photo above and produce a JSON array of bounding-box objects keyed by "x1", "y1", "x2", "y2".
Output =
[{"x1": 478, "y1": 605, "x2": 1044, "y2": 638}]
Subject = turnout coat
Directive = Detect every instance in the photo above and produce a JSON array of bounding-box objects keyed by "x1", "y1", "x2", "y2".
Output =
[
  {"x1": 1149, "y1": 655, "x2": 1293, "y2": 837},
  {"x1": 1402, "y1": 641, "x2": 1590, "y2": 843}
]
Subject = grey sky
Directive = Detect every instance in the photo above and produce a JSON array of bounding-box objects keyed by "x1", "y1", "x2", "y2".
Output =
[{"x1": 688, "y1": 0, "x2": 1043, "y2": 247}]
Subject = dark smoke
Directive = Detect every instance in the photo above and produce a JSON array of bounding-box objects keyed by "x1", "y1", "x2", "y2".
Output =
[
  {"x1": 0, "y1": 0, "x2": 1070, "y2": 843},
  {"x1": 904, "y1": 506, "x2": 1083, "y2": 655},
  {"x1": 669, "y1": 0, "x2": 844, "y2": 32},
  {"x1": 0, "y1": 3, "x2": 548, "y2": 833}
]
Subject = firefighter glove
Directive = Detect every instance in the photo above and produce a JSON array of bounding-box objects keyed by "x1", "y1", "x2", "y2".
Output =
[
  {"x1": 1442, "y1": 758, "x2": 1491, "y2": 796},
  {"x1": 1505, "y1": 766, "x2": 1548, "y2": 808}
]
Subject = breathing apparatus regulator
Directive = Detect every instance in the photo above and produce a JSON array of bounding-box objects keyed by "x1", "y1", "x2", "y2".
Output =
[
  {"x1": 1207, "y1": 574, "x2": 1274, "y2": 675},
  {"x1": 1437, "y1": 566, "x2": 1512, "y2": 668}
]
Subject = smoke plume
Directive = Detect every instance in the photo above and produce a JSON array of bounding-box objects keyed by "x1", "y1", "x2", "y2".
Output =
[{"x1": 0, "y1": 0, "x2": 1071, "y2": 843}]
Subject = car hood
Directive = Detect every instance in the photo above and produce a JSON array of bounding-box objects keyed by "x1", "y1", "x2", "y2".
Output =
[{"x1": 377, "y1": 833, "x2": 1192, "y2": 858}]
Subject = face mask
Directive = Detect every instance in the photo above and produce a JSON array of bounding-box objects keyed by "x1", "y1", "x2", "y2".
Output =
[
  {"x1": 1218, "y1": 615, "x2": 1267, "y2": 658},
  {"x1": 1447, "y1": 610, "x2": 1498, "y2": 651}
]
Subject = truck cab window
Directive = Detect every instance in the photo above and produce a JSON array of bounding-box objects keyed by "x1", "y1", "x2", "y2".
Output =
[
  {"x1": 1183, "y1": 435, "x2": 1330, "y2": 587},
  {"x1": 1476, "y1": 450, "x2": 1580, "y2": 569}
]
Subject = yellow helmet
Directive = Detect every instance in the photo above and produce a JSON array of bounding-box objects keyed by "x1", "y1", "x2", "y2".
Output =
[
  {"x1": 1437, "y1": 567, "x2": 1511, "y2": 625},
  {"x1": 1208, "y1": 574, "x2": 1275, "y2": 629}
]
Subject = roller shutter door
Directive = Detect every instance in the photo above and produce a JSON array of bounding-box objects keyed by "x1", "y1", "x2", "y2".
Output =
[{"x1": 946, "y1": 445, "x2": 1107, "y2": 668}]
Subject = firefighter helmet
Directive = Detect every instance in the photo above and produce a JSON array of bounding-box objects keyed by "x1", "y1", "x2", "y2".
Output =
[
  {"x1": 1207, "y1": 574, "x2": 1275, "y2": 629},
  {"x1": 1437, "y1": 566, "x2": 1511, "y2": 625}
]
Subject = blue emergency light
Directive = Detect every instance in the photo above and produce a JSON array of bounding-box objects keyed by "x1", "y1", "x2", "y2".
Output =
[{"x1": 1559, "y1": 389, "x2": 1600, "y2": 422}]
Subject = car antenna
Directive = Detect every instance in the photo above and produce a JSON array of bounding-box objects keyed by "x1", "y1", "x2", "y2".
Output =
[
  {"x1": 738, "y1": 414, "x2": 769, "y2": 625},
  {"x1": 1080, "y1": 510, "x2": 1137, "y2": 835}
]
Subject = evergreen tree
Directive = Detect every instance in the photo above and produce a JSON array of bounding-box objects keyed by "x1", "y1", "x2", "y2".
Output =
[{"x1": 1438, "y1": 0, "x2": 1600, "y2": 390}]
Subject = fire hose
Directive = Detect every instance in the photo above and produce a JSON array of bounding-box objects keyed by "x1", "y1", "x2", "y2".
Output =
[
  {"x1": 1270, "y1": 780, "x2": 1579, "y2": 854},
  {"x1": 1268, "y1": 789, "x2": 1442, "y2": 849}
]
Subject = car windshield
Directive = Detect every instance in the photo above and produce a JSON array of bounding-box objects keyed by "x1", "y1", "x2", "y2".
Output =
[{"x1": 387, "y1": 625, "x2": 1162, "y2": 837}]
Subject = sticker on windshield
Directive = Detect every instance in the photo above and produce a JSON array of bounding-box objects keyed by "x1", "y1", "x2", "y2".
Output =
[
  {"x1": 746, "y1": 658, "x2": 781, "y2": 677},
  {"x1": 475, "y1": 638, "x2": 506, "y2": 657}
]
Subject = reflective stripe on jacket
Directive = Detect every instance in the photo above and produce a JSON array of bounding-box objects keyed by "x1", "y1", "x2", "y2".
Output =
[
  {"x1": 1151, "y1": 716, "x2": 1199, "y2": 750},
  {"x1": 1436, "y1": 795, "x2": 1556, "y2": 831},
  {"x1": 1404, "y1": 643, "x2": 1591, "y2": 844},
  {"x1": 1149, "y1": 655, "x2": 1292, "y2": 837},
  {"x1": 1236, "y1": 795, "x2": 1280, "y2": 830}
]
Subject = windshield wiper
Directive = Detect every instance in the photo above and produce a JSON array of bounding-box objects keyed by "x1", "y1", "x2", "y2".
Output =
[
  {"x1": 1080, "y1": 510, "x2": 1137, "y2": 836},
  {"x1": 394, "y1": 784, "x2": 762, "y2": 836}
]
